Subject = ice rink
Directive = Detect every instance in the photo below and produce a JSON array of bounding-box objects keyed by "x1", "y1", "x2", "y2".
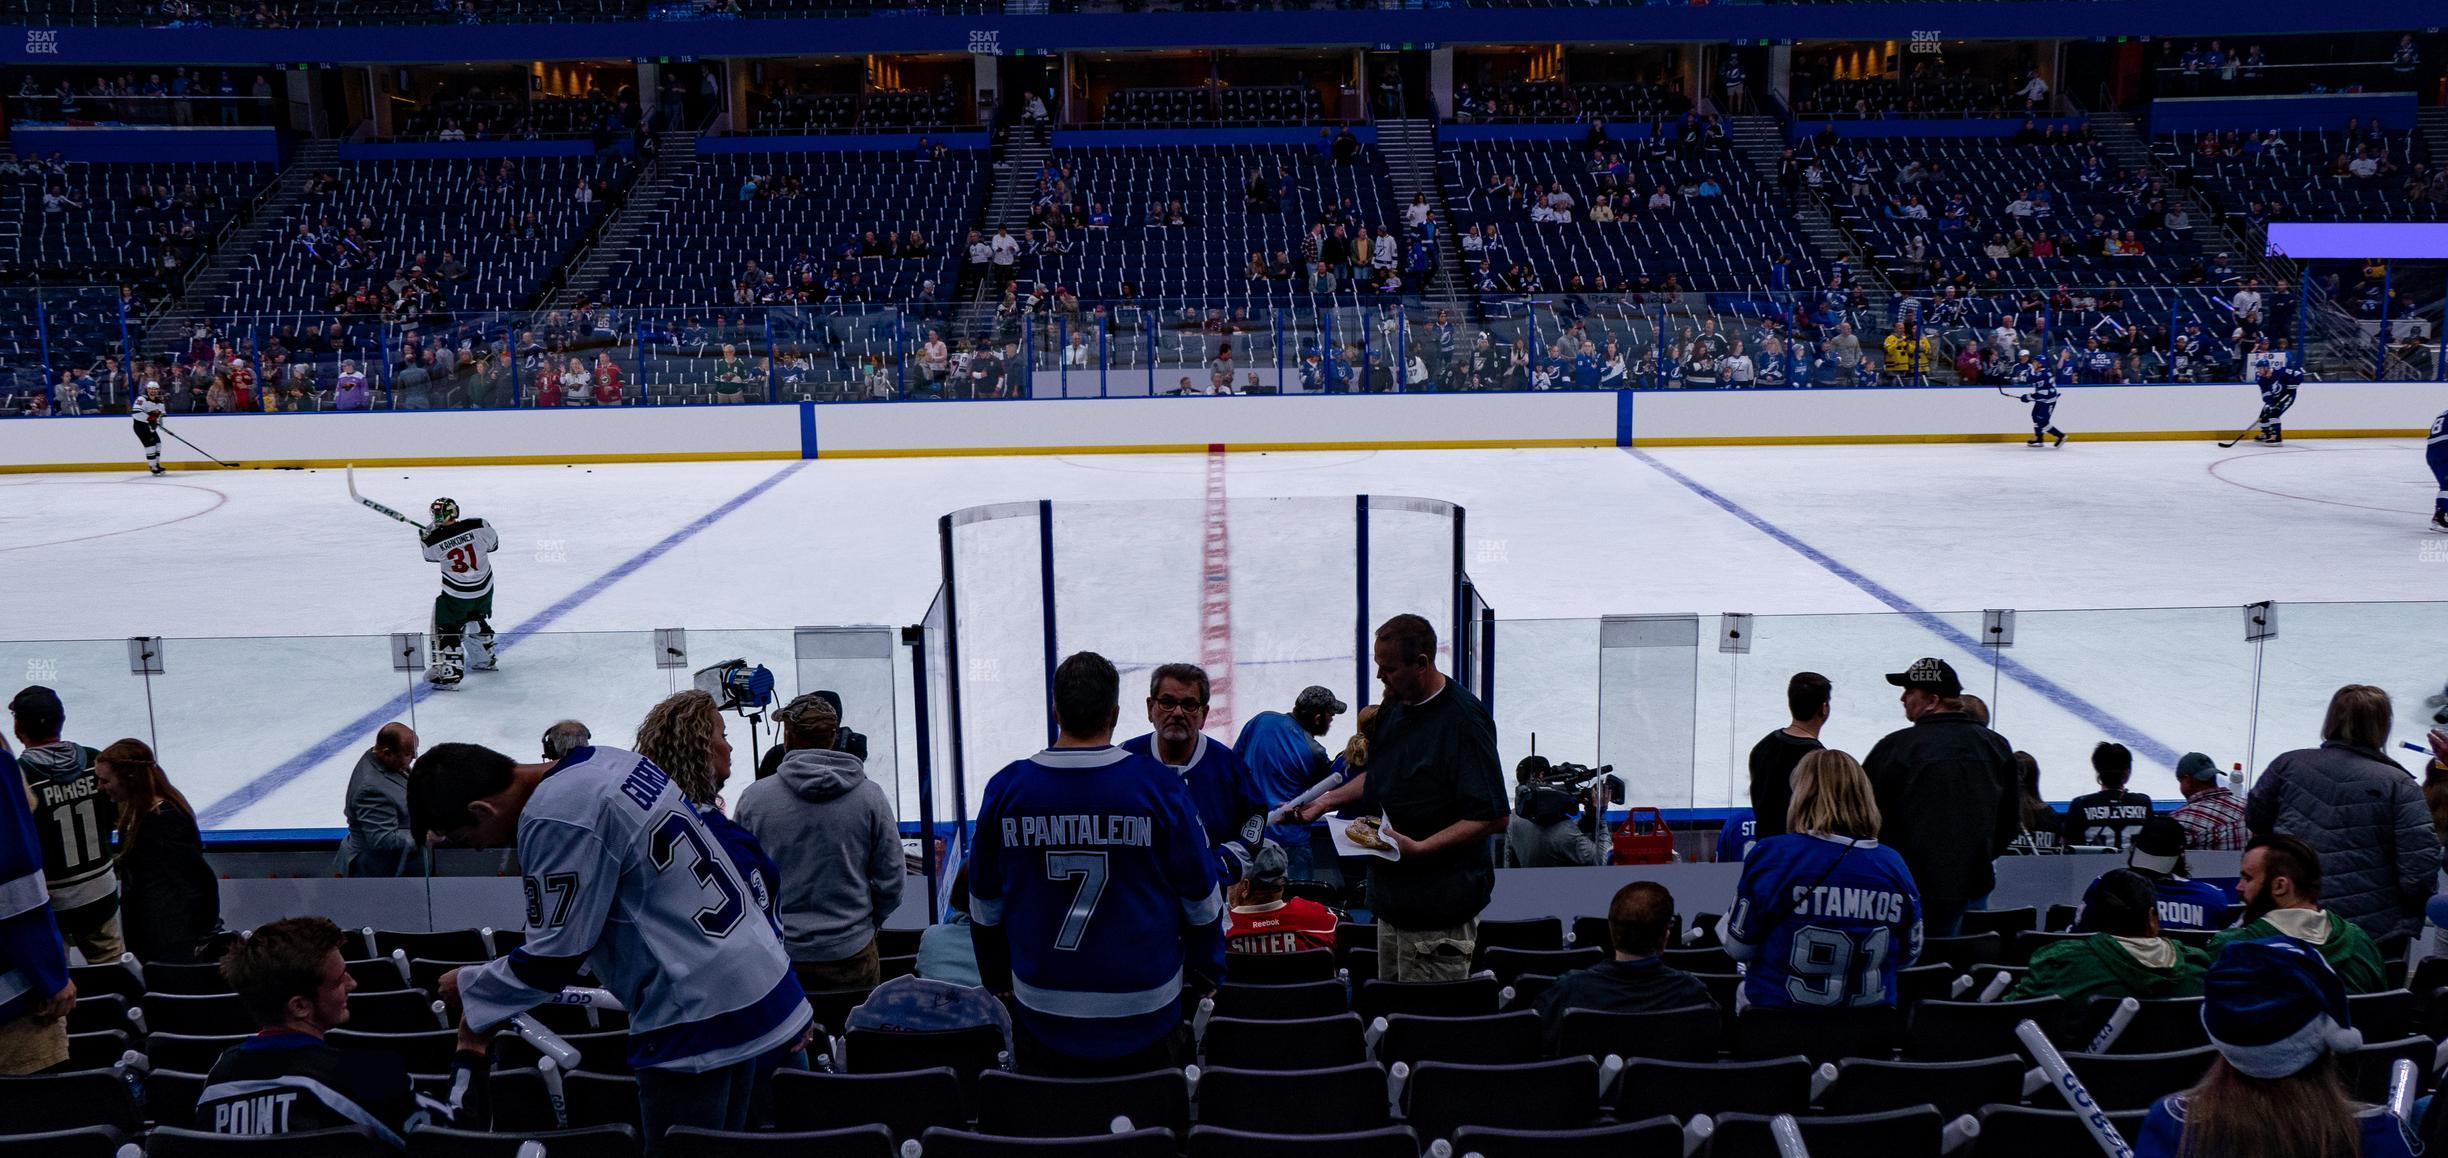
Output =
[{"x1": 6, "y1": 436, "x2": 2446, "y2": 833}]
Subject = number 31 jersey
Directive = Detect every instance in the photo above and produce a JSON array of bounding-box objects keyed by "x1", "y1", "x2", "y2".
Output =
[
  {"x1": 1725, "y1": 832, "x2": 1924, "y2": 1011},
  {"x1": 420, "y1": 518, "x2": 500, "y2": 600},
  {"x1": 456, "y1": 745, "x2": 810, "y2": 1073}
]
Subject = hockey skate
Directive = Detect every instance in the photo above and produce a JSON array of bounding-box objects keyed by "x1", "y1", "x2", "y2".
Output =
[
  {"x1": 148, "y1": 464, "x2": 165, "y2": 476},
  {"x1": 2027, "y1": 435, "x2": 2045, "y2": 447},
  {"x1": 2052, "y1": 430, "x2": 2066, "y2": 448},
  {"x1": 2433, "y1": 512, "x2": 2448, "y2": 534}
]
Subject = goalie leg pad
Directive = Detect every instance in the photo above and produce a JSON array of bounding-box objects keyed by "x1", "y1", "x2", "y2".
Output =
[
  {"x1": 468, "y1": 622, "x2": 498, "y2": 672},
  {"x1": 427, "y1": 647, "x2": 464, "y2": 688}
]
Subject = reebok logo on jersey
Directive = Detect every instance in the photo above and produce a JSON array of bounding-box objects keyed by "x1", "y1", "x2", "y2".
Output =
[
  {"x1": 1787, "y1": 884, "x2": 1911, "y2": 925},
  {"x1": 1000, "y1": 813, "x2": 1153, "y2": 848}
]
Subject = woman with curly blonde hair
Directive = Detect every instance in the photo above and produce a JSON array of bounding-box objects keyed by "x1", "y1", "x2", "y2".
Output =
[{"x1": 634, "y1": 691, "x2": 780, "y2": 922}]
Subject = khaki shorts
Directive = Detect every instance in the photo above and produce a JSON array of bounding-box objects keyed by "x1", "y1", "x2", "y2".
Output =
[
  {"x1": 59, "y1": 907, "x2": 124, "y2": 965},
  {"x1": 1380, "y1": 918, "x2": 1479, "y2": 983},
  {"x1": 0, "y1": 1015, "x2": 67, "y2": 1077},
  {"x1": 793, "y1": 937, "x2": 881, "y2": 992}
]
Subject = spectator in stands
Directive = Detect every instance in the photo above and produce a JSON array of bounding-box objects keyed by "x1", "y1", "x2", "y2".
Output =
[
  {"x1": 1750, "y1": 672, "x2": 1830, "y2": 842},
  {"x1": 634, "y1": 688, "x2": 782, "y2": 922},
  {"x1": 2012, "y1": 868, "x2": 2208, "y2": 1003},
  {"x1": 735, "y1": 692, "x2": 902, "y2": 990},
  {"x1": 2172, "y1": 751, "x2": 2247, "y2": 850},
  {"x1": 1225, "y1": 840, "x2": 1336, "y2": 955},
  {"x1": 196, "y1": 916, "x2": 488, "y2": 1144},
  {"x1": 9, "y1": 687, "x2": 118, "y2": 961},
  {"x1": 1232, "y1": 686, "x2": 1343, "y2": 882},
  {"x1": 95, "y1": 738, "x2": 221, "y2": 963},
  {"x1": 969, "y1": 651, "x2": 1224, "y2": 1075},
  {"x1": 2092, "y1": 815, "x2": 2232, "y2": 934},
  {"x1": 2064, "y1": 741, "x2": 2154, "y2": 850},
  {"x1": 1294, "y1": 615, "x2": 1504, "y2": 979},
  {"x1": 336, "y1": 722, "x2": 422, "y2": 878},
  {"x1": 2212, "y1": 833, "x2": 2383, "y2": 994},
  {"x1": 1533, "y1": 880, "x2": 1711, "y2": 1049},
  {"x1": 2138, "y1": 937, "x2": 2415, "y2": 1158},
  {"x1": 2008, "y1": 752, "x2": 2062, "y2": 853},
  {"x1": 917, "y1": 865, "x2": 981, "y2": 987},
  {"x1": 1864, "y1": 658, "x2": 2019, "y2": 937},
  {"x1": 0, "y1": 732, "x2": 73, "y2": 1076},
  {"x1": 2249, "y1": 684, "x2": 2441, "y2": 944},
  {"x1": 1728, "y1": 748, "x2": 1921, "y2": 1009},
  {"x1": 712, "y1": 343, "x2": 752, "y2": 403}
]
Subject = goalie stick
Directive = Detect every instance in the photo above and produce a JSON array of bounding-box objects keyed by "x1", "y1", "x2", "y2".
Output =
[{"x1": 347, "y1": 464, "x2": 429, "y2": 531}]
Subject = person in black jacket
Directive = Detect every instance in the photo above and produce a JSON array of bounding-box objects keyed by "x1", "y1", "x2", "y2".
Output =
[
  {"x1": 1533, "y1": 881, "x2": 1713, "y2": 1053},
  {"x1": 1863, "y1": 658, "x2": 2021, "y2": 938},
  {"x1": 1749, "y1": 672, "x2": 1829, "y2": 840},
  {"x1": 198, "y1": 916, "x2": 487, "y2": 1145},
  {"x1": 2063, "y1": 741, "x2": 2154, "y2": 851},
  {"x1": 93, "y1": 739, "x2": 221, "y2": 964}
]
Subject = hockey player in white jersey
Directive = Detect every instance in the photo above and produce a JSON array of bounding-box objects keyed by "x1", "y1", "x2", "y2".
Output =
[
  {"x1": 131, "y1": 381, "x2": 166, "y2": 475},
  {"x1": 409, "y1": 742, "x2": 812, "y2": 1153},
  {"x1": 420, "y1": 499, "x2": 500, "y2": 688}
]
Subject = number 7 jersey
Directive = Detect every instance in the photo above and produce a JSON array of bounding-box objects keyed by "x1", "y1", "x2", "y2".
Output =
[
  {"x1": 420, "y1": 518, "x2": 500, "y2": 601},
  {"x1": 1725, "y1": 832, "x2": 1924, "y2": 1011}
]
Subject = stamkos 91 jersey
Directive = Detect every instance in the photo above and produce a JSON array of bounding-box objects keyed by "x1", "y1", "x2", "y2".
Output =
[
  {"x1": 1725, "y1": 833, "x2": 1924, "y2": 1011},
  {"x1": 456, "y1": 746, "x2": 810, "y2": 1073},
  {"x1": 421, "y1": 518, "x2": 500, "y2": 601}
]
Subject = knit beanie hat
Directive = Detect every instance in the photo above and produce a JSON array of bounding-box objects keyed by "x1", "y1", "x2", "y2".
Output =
[{"x1": 2201, "y1": 937, "x2": 2362, "y2": 1079}]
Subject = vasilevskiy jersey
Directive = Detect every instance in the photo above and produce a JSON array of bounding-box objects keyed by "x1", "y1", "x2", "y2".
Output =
[
  {"x1": 1725, "y1": 832, "x2": 1924, "y2": 1011},
  {"x1": 970, "y1": 744, "x2": 1226, "y2": 1059},
  {"x1": 420, "y1": 518, "x2": 500, "y2": 601},
  {"x1": 456, "y1": 745, "x2": 811, "y2": 1072}
]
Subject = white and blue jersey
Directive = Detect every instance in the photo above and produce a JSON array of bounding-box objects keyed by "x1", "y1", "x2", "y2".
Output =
[
  {"x1": 1231, "y1": 712, "x2": 1332, "y2": 849},
  {"x1": 2427, "y1": 410, "x2": 2448, "y2": 518},
  {"x1": 1717, "y1": 809, "x2": 1758, "y2": 863},
  {"x1": 1725, "y1": 833, "x2": 1923, "y2": 1011},
  {"x1": 1123, "y1": 732, "x2": 1269, "y2": 874},
  {"x1": 970, "y1": 745, "x2": 1226, "y2": 1059},
  {"x1": 457, "y1": 746, "x2": 811, "y2": 1073}
]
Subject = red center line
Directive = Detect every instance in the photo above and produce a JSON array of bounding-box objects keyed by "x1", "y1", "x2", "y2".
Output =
[{"x1": 1198, "y1": 444, "x2": 1235, "y2": 733}]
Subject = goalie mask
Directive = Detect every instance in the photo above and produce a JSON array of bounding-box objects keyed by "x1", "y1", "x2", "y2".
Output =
[{"x1": 431, "y1": 498, "x2": 460, "y2": 525}]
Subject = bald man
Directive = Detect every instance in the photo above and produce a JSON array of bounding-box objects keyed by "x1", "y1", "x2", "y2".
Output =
[{"x1": 336, "y1": 723, "x2": 424, "y2": 877}]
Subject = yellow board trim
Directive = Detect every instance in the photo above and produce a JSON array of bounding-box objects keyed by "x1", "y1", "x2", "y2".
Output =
[
  {"x1": 1629, "y1": 428, "x2": 2425, "y2": 448},
  {"x1": 815, "y1": 437, "x2": 1614, "y2": 459},
  {"x1": 0, "y1": 449, "x2": 798, "y2": 474}
]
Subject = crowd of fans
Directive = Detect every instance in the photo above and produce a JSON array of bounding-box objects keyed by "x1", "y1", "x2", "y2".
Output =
[{"x1": 7, "y1": 614, "x2": 2448, "y2": 1152}]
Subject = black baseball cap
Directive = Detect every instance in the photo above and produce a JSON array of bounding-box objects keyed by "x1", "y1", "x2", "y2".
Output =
[
  {"x1": 8, "y1": 686, "x2": 63, "y2": 729},
  {"x1": 1884, "y1": 658, "x2": 1963, "y2": 697}
]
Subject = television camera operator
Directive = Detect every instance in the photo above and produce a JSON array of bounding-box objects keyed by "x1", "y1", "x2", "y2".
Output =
[{"x1": 1505, "y1": 755, "x2": 1615, "y2": 867}]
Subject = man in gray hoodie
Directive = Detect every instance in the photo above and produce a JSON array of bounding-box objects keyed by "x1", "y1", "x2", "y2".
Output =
[{"x1": 736, "y1": 692, "x2": 903, "y2": 989}]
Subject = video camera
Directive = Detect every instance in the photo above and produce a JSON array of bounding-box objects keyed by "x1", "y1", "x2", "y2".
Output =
[
  {"x1": 1514, "y1": 756, "x2": 1624, "y2": 826},
  {"x1": 693, "y1": 658, "x2": 776, "y2": 715}
]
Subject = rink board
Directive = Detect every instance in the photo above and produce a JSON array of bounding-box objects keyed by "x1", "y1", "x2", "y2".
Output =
[{"x1": 4, "y1": 381, "x2": 2439, "y2": 471}]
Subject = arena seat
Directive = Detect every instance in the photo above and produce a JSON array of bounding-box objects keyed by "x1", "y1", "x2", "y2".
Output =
[
  {"x1": 1210, "y1": 980, "x2": 1348, "y2": 1021},
  {"x1": 1185, "y1": 1126, "x2": 1420, "y2": 1158},
  {"x1": 402, "y1": 1124, "x2": 641, "y2": 1158},
  {"x1": 661, "y1": 1124, "x2": 896, "y2": 1158},
  {"x1": 1222, "y1": 948, "x2": 1336, "y2": 985},
  {"x1": 771, "y1": 1067, "x2": 968, "y2": 1142},
  {"x1": 1481, "y1": 946, "x2": 1600, "y2": 983},
  {"x1": 1373, "y1": 1011, "x2": 1543, "y2": 1067},
  {"x1": 1201, "y1": 1014, "x2": 1367, "y2": 1071},
  {"x1": 1353, "y1": 977, "x2": 1501, "y2": 1020},
  {"x1": 148, "y1": 1125, "x2": 393, "y2": 1157},
  {"x1": 974, "y1": 1069, "x2": 1190, "y2": 1139},
  {"x1": 1402, "y1": 1056, "x2": 1603, "y2": 1142},
  {"x1": 918, "y1": 1126, "x2": 1179, "y2": 1158},
  {"x1": 1554, "y1": 1005, "x2": 1722, "y2": 1063},
  {"x1": 1613, "y1": 1056, "x2": 1815, "y2": 1120},
  {"x1": 0, "y1": 1125, "x2": 130, "y2": 1158},
  {"x1": 1191, "y1": 1063, "x2": 1390, "y2": 1135},
  {"x1": 0, "y1": 1069, "x2": 141, "y2": 1135},
  {"x1": 1714, "y1": 1105, "x2": 1950, "y2": 1158},
  {"x1": 2063, "y1": 1046, "x2": 2218, "y2": 1111},
  {"x1": 1972, "y1": 1105, "x2": 2147, "y2": 1157},
  {"x1": 1825, "y1": 1054, "x2": 2026, "y2": 1119}
]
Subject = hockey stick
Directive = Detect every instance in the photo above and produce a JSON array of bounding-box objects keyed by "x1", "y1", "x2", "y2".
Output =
[
  {"x1": 2217, "y1": 418, "x2": 2266, "y2": 449},
  {"x1": 347, "y1": 464, "x2": 430, "y2": 531},
  {"x1": 161, "y1": 426, "x2": 241, "y2": 468}
]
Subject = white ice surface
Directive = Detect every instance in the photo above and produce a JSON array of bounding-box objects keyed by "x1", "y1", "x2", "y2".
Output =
[{"x1": 4, "y1": 438, "x2": 2445, "y2": 831}]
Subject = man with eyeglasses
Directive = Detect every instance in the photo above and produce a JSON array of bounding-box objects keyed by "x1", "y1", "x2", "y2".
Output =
[{"x1": 1122, "y1": 663, "x2": 1269, "y2": 883}]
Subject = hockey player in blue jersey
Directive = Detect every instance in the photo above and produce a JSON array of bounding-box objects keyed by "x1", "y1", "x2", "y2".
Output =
[
  {"x1": 408, "y1": 742, "x2": 812, "y2": 1154},
  {"x1": 2254, "y1": 360, "x2": 2302, "y2": 444},
  {"x1": 970, "y1": 651, "x2": 1227, "y2": 1076},
  {"x1": 1121, "y1": 663, "x2": 1269, "y2": 883},
  {"x1": 2012, "y1": 350, "x2": 2065, "y2": 447},
  {"x1": 1726, "y1": 749, "x2": 1923, "y2": 1011},
  {"x1": 2428, "y1": 408, "x2": 2448, "y2": 532}
]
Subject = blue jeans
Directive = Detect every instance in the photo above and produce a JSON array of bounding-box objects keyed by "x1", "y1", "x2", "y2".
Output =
[
  {"x1": 1285, "y1": 841, "x2": 1315, "y2": 883},
  {"x1": 636, "y1": 1056, "x2": 761, "y2": 1156}
]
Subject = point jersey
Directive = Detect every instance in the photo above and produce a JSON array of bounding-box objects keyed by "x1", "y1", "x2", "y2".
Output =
[
  {"x1": 455, "y1": 745, "x2": 811, "y2": 1073},
  {"x1": 1725, "y1": 832, "x2": 1924, "y2": 1011},
  {"x1": 421, "y1": 518, "x2": 500, "y2": 601}
]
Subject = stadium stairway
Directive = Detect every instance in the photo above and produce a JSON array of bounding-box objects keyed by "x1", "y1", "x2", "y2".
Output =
[
  {"x1": 546, "y1": 131, "x2": 696, "y2": 310},
  {"x1": 1731, "y1": 114, "x2": 1883, "y2": 297},
  {"x1": 953, "y1": 119, "x2": 1046, "y2": 340},
  {"x1": 1376, "y1": 117, "x2": 1466, "y2": 309},
  {"x1": 143, "y1": 136, "x2": 337, "y2": 355},
  {"x1": 2421, "y1": 108, "x2": 2448, "y2": 191},
  {"x1": 2087, "y1": 112, "x2": 2243, "y2": 267}
]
